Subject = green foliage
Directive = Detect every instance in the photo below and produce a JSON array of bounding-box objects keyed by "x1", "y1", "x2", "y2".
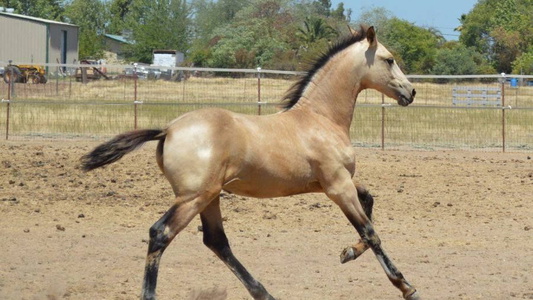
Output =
[
  {"x1": 123, "y1": 0, "x2": 190, "y2": 63},
  {"x1": 355, "y1": 6, "x2": 393, "y2": 33},
  {"x1": 379, "y1": 18, "x2": 440, "y2": 74},
  {"x1": 107, "y1": 0, "x2": 133, "y2": 35},
  {"x1": 1, "y1": 0, "x2": 64, "y2": 20},
  {"x1": 432, "y1": 42, "x2": 489, "y2": 75},
  {"x1": 459, "y1": 0, "x2": 533, "y2": 73},
  {"x1": 64, "y1": 0, "x2": 107, "y2": 59},
  {"x1": 512, "y1": 50, "x2": 533, "y2": 74},
  {"x1": 5, "y1": 0, "x2": 533, "y2": 74},
  {"x1": 187, "y1": 0, "x2": 250, "y2": 67},
  {"x1": 296, "y1": 16, "x2": 338, "y2": 49},
  {"x1": 206, "y1": 0, "x2": 293, "y2": 69},
  {"x1": 313, "y1": 0, "x2": 331, "y2": 17}
]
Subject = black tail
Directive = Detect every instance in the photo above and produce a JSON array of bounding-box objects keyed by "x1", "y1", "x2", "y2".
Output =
[{"x1": 81, "y1": 129, "x2": 165, "y2": 171}]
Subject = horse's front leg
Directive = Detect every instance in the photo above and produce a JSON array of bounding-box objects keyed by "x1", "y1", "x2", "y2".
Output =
[
  {"x1": 322, "y1": 171, "x2": 420, "y2": 300},
  {"x1": 340, "y1": 182, "x2": 373, "y2": 264}
]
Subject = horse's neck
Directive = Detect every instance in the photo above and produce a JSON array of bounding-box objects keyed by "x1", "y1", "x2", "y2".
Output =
[{"x1": 293, "y1": 55, "x2": 361, "y2": 133}]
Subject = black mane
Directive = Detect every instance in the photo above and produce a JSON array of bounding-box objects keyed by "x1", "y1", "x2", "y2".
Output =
[{"x1": 281, "y1": 26, "x2": 368, "y2": 110}]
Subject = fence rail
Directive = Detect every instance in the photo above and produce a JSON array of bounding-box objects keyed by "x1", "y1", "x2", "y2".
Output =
[{"x1": 1, "y1": 62, "x2": 532, "y2": 151}]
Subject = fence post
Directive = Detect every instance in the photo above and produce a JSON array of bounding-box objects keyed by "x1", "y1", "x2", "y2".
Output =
[
  {"x1": 257, "y1": 67, "x2": 262, "y2": 115},
  {"x1": 380, "y1": 95, "x2": 392, "y2": 150},
  {"x1": 5, "y1": 60, "x2": 13, "y2": 140},
  {"x1": 56, "y1": 66, "x2": 59, "y2": 95},
  {"x1": 7, "y1": 60, "x2": 15, "y2": 99},
  {"x1": 69, "y1": 69, "x2": 72, "y2": 98},
  {"x1": 500, "y1": 73, "x2": 506, "y2": 152},
  {"x1": 134, "y1": 63, "x2": 139, "y2": 130}
]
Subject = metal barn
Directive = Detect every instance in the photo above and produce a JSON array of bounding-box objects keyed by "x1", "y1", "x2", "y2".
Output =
[{"x1": 0, "y1": 11, "x2": 78, "y2": 65}]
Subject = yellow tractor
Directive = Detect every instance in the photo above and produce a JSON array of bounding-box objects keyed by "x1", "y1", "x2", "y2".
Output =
[{"x1": 3, "y1": 65, "x2": 47, "y2": 84}]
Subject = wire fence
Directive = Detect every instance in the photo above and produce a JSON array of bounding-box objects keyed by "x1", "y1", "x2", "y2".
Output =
[{"x1": 1, "y1": 62, "x2": 532, "y2": 152}]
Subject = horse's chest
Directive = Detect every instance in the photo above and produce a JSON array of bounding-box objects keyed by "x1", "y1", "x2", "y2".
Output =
[{"x1": 315, "y1": 144, "x2": 356, "y2": 171}]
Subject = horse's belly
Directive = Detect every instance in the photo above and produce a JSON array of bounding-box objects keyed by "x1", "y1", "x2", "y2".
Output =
[{"x1": 222, "y1": 176, "x2": 319, "y2": 198}]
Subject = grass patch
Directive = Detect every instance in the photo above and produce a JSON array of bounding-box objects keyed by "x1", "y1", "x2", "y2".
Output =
[{"x1": 0, "y1": 77, "x2": 532, "y2": 150}]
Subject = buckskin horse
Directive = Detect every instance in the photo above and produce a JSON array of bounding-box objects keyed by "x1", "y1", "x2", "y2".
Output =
[{"x1": 81, "y1": 26, "x2": 420, "y2": 299}]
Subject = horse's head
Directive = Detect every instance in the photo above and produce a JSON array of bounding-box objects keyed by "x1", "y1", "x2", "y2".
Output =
[{"x1": 357, "y1": 26, "x2": 416, "y2": 106}]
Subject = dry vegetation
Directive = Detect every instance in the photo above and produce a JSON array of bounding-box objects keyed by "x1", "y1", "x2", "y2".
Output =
[{"x1": 0, "y1": 77, "x2": 532, "y2": 150}]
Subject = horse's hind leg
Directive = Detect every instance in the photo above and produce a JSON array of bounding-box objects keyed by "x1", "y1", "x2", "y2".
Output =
[
  {"x1": 340, "y1": 183, "x2": 373, "y2": 264},
  {"x1": 200, "y1": 196, "x2": 275, "y2": 300},
  {"x1": 141, "y1": 191, "x2": 219, "y2": 300}
]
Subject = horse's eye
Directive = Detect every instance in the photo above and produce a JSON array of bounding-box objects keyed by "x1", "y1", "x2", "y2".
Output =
[{"x1": 386, "y1": 58, "x2": 394, "y2": 66}]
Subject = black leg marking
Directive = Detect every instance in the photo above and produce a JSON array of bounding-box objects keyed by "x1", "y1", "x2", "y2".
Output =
[
  {"x1": 356, "y1": 186, "x2": 374, "y2": 221},
  {"x1": 201, "y1": 201, "x2": 275, "y2": 300},
  {"x1": 359, "y1": 223, "x2": 417, "y2": 298},
  {"x1": 141, "y1": 205, "x2": 178, "y2": 300}
]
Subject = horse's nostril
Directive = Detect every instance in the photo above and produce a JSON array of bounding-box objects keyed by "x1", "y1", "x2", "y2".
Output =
[{"x1": 412, "y1": 89, "x2": 416, "y2": 97}]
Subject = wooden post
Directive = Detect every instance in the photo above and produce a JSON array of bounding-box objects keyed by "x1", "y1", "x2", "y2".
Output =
[
  {"x1": 81, "y1": 65, "x2": 88, "y2": 84},
  {"x1": 134, "y1": 63, "x2": 138, "y2": 130},
  {"x1": 55, "y1": 66, "x2": 59, "y2": 95},
  {"x1": 381, "y1": 93, "x2": 385, "y2": 150},
  {"x1": 5, "y1": 61, "x2": 13, "y2": 140},
  {"x1": 501, "y1": 74, "x2": 506, "y2": 152},
  {"x1": 257, "y1": 67, "x2": 262, "y2": 116}
]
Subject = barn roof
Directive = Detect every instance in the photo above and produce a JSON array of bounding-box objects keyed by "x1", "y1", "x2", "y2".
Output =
[
  {"x1": 104, "y1": 34, "x2": 134, "y2": 44},
  {"x1": 0, "y1": 11, "x2": 78, "y2": 27}
]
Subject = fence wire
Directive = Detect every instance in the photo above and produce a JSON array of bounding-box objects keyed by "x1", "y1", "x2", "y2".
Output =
[{"x1": 1, "y1": 63, "x2": 532, "y2": 151}]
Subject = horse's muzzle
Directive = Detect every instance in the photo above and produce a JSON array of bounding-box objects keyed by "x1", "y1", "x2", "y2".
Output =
[{"x1": 398, "y1": 89, "x2": 416, "y2": 106}]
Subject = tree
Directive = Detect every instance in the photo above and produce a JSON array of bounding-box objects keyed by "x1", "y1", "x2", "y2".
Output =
[
  {"x1": 512, "y1": 50, "x2": 533, "y2": 74},
  {"x1": 296, "y1": 16, "x2": 337, "y2": 49},
  {"x1": 124, "y1": 0, "x2": 190, "y2": 63},
  {"x1": 64, "y1": 0, "x2": 108, "y2": 59},
  {"x1": 331, "y1": 2, "x2": 348, "y2": 21},
  {"x1": 354, "y1": 6, "x2": 393, "y2": 34},
  {"x1": 432, "y1": 42, "x2": 492, "y2": 75},
  {"x1": 107, "y1": 0, "x2": 133, "y2": 35},
  {"x1": 382, "y1": 18, "x2": 440, "y2": 74},
  {"x1": 216, "y1": 0, "x2": 251, "y2": 21},
  {"x1": 313, "y1": 0, "x2": 331, "y2": 17},
  {"x1": 354, "y1": 7, "x2": 447, "y2": 74},
  {"x1": 2, "y1": 0, "x2": 64, "y2": 21},
  {"x1": 459, "y1": 0, "x2": 533, "y2": 73},
  {"x1": 206, "y1": 0, "x2": 293, "y2": 69}
]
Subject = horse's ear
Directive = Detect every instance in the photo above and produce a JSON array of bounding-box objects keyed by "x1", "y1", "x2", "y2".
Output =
[{"x1": 367, "y1": 26, "x2": 377, "y2": 47}]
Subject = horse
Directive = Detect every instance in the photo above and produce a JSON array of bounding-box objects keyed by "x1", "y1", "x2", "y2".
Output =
[{"x1": 81, "y1": 26, "x2": 419, "y2": 300}]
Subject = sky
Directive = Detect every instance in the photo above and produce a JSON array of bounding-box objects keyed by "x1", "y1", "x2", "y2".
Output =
[{"x1": 332, "y1": 0, "x2": 479, "y2": 40}]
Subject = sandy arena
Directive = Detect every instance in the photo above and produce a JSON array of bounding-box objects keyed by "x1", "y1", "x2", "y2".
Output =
[{"x1": 0, "y1": 141, "x2": 532, "y2": 299}]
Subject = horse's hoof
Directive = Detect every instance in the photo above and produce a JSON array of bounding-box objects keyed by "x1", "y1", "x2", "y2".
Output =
[
  {"x1": 405, "y1": 290, "x2": 421, "y2": 300},
  {"x1": 340, "y1": 246, "x2": 356, "y2": 264}
]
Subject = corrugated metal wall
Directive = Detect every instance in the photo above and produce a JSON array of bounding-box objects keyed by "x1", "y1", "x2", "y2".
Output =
[
  {"x1": 0, "y1": 13, "x2": 78, "y2": 64},
  {"x1": 0, "y1": 15, "x2": 47, "y2": 63}
]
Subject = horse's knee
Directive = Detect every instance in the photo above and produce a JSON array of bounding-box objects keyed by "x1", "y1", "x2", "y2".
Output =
[
  {"x1": 147, "y1": 223, "x2": 170, "y2": 254},
  {"x1": 147, "y1": 205, "x2": 178, "y2": 254},
  {"x1": 356, "y1": 186, "x2": 374, "y2": 221}
]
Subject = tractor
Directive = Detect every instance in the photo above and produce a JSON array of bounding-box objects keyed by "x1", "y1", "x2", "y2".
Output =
[{"x1": 3, "y1": 65, "x2": 47, "y2": 84}]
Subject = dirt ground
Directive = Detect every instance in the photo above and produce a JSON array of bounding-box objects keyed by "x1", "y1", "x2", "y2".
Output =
[{"x1": 0, "y1": 141, "x2": 532, "y2": 300}]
